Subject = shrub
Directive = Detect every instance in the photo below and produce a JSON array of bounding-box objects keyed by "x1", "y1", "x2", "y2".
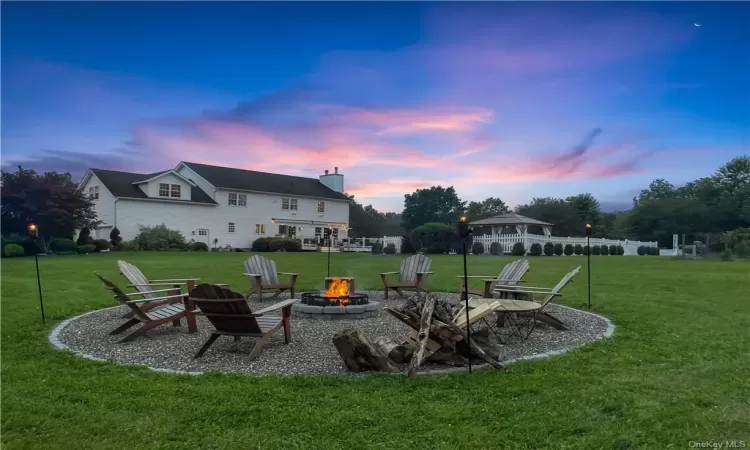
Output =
[
  {"x1": 384, "y1": 243, "x2": 396, "y2": 255},
  {"x1": 733, "y1": 241, "x2": 750, "y2": 258},
  {"x1": 637, "y1": 246, "x2": 647, "y2": 256},
  {"x1": 574, "y1": 244, "x2": 583, "y2": 255},
  {"x1": 553, "y1": 243, "x2": 564, "y2": 256},
  {"x1": 94, "y1": 239, "x2": 111, "y2": 252},
  {"x1": 4, "y1": 243, "x2": 25, "y2": 257},
  {"x1": 592, "y1": 245, "x2": 601, "y2": 255},
  {"x1": 649, "y1": 246, "x2": 660, "y2": 256},
  {"x1": 77, "y1": 244, "x2": 96, "y2": 254},
  {"x1": 110, "y1": 227, "x2": 122, "y2": 248},
  {"x1": 189, "y1": 241, "x2": 209, "y2": 252},
  {"x1": 132, "y1": 224, "x2": 186, "y2": 251},
  {"x1": 411, "y1": 223, "x2": 456, "y2": 254},
  {"x1": 371, "y1": 241, "x2": 383, "y2": 255},
  {"x1": 529, "y1": 242, "x2": 543, "y2": 256},
  {"x1": 489, "y1": 242, "x2": 502, "y2": 256},
  {"x1": 564, "y1": 244, "x2": 574, "y2": 256},
  {"x1": 511, "y1": 242, "x2": 526, "y2": 256},
  {"x1": 721, "y1": 249, "x2": 733, "y2": 261},
  {"x1": 119, "y1": 240, "x2": 141, "y2": 251},
  {"x1": 616, "y1": 245, "x2": 625, "y2": 256},
  {"x1": 251, "y1": 237, "x2": 302, "y2": 252},
  {"x1": 583, "y1": 245, "x2": 590, "y2": 255},
  {"x1": 600, "y1": 245, "x2": 610, "y2": 256},
  {"x1": 76, "y1": 228, "x2": 93, "y2": 246},
  {"x1": 608, "y1": 244, "x2": 618, "y2": 255},
  {"x1": 50, "y1": 238, "x2": 77, "y2": 253},
  {"x1": 471, "y1": 241, "x2": 484, "y2": 255},
  {"x1": 399, "y1": 235, "x2": 415, "y2": 254},
  {"x1": 543, "y1": 242, "x2": 554, "y2": 256}
]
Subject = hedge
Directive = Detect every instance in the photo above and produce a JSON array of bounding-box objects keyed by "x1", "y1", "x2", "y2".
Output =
[
  {"x1": 574, "y1": 244, "x2": 583, "y2": 255},
  {"x1": 4, "y1": 243, "x2": 25, "y2": 257},
  {"x1": 384, "y1": 243, "x2": 396, "y2": 255},
  {"x1": 564, "y1": 244, "x2": 574, "y2": 256},
  {"x1": 471, "y1": 242, "x2": 484, "y2": 255},
  {"x1": 489, "y1": 242, "x2": 503, "y2": 256},
  {"x1": 251, "y1": 237, "x2": 302, "y2": 252},
  {"x1": 529, "y1": 243, "x2": 543, "y2": 256},
  {"x1": 77, "y1": 244, "x2": 96, "y2": 254},
  {"x1": 543, "y1": 242, "x2": 554, "y2": 256},
  {"x1": 50, "y1": 238, "x2": 77, "y2": 253},
  {"x1": 511, "y1": 242, "x2": 526, "y2": 256}
]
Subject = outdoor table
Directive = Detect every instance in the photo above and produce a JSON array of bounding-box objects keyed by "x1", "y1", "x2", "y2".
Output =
[{"x1": 467, "y1": 298, "x2": 542, "y2": 344}]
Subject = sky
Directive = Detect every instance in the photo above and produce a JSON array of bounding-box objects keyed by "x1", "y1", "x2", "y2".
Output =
[{"x1": 2, "y1": 2, "x2": 748, "y2": 213}]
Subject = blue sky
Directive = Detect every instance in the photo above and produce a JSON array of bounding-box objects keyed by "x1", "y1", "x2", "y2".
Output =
[{"x1": 2, "y1": 2, "x2": 748, "y2": 212}]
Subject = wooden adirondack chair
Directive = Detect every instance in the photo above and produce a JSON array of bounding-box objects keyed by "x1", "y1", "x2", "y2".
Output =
[
  {"x1": 380, "y1": 254, "x2": 433, "y2": 300},
  {"x1": 95, "y1": 273, "x2": 197, "y2": 343},
  {"x1": 118, "y1": 260, "x2": 202, "y2": 318},
  {"x1": 493, "y1": 266, "x2": 581, "y2": 330},
  {"x1": 243, "y1": 255, "x2": 299, "y2": 301},
  {"x1": 456, "y1": 259, "x2": 530, "y2": 299},
  {"x1": 189, "y1": 283, "x2": 298, "y2": 359}
]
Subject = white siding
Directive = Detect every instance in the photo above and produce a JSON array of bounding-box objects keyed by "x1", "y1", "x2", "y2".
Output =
[
  {"x1": 115, "y1": 199, "x2": 218, "y2": 244},
  {"x1": 79, "y1": 173, "x2": 116, "y2": 227},
  {"x1": 141, "y1": 173, "x2": 192, "y2": 201}
]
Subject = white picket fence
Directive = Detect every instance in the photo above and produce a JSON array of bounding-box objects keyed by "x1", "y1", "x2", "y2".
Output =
[{"x1": 357, "y1": 233, "x2": 658, "y2": 255}]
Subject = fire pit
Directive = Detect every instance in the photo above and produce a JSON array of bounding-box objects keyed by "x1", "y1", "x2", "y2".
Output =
[{"x1": 292, "y1": 277, "x2": 381, "y2": 320}]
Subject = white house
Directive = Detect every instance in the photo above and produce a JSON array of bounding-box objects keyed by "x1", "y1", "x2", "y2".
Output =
[{"x1": 77, "y1": 162, "x2": 351, "y2": 248}]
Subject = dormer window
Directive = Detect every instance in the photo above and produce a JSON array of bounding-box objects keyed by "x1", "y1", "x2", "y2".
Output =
[
  {"x1": 281, "y1": 197, "x2": 298, "y2": 211},
  {"x1": 170, "y1": 184, "x2": 181, "y2": 198},
  {"x1": 159, "y1": 183, "x2": 181, "y2": 198},
  {"x1": 158, "y1": 183, "x2": 169, "y2": 197}
]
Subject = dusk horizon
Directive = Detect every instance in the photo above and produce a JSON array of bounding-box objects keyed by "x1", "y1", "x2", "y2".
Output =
[{"x1": 2, "y1": 2, "x2": 749, "y2": 213}]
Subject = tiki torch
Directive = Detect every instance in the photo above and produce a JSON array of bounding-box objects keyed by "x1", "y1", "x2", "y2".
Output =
[
  {"x1": 458, "y1": 216, "x2": 473, "y2": 373},
  {"x1": 28, "y1": 223, "x2": 45, "y2": 323},
  {"x1": 585, "y1": 223, "x2": 592, "y2": 310}
]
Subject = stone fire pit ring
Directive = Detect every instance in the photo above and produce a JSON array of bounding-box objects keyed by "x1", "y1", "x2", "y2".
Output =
[{"x1": 293, "y1": 294, "x2": 381, "y2": 320}]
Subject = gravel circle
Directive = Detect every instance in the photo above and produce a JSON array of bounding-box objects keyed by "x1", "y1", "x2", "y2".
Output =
[{"x1": 56, "y1": 291, "x2": 611, "y2": 376}]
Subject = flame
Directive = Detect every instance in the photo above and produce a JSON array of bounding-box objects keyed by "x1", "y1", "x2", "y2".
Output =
[{"x1": 324, "y1": 278, "x2": 350, "y2": 304}]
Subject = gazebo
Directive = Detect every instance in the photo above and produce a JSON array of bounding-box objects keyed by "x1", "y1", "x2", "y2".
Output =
[{"x1": 469, "y1": 213, "x2": 553, "y2": 238}]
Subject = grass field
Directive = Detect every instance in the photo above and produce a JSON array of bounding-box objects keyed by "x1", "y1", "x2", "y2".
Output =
[{"x1": 2, "y1": 251, "x2": 749, "y2": 449}]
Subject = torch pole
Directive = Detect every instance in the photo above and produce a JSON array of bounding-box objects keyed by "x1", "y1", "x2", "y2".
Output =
[
  {"x1": 462, "y1": 237, "x2": 472, "y2": 374},
  {"x1": 587, "y1": 235, "x2": 591, "y2": 310},
  {"x1": 35, "y1": 251, "x2": 45, "y2": 324},
  {"x1": 327, "y1": 236, "x2": 332, "y2": 279}
]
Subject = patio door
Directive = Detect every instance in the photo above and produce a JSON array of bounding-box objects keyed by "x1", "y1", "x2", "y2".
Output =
[{"x1": 196, "y1": 228, "x2": 210, "y2": 246}]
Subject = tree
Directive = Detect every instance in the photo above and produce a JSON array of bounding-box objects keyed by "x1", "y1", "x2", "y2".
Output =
[
  {"x1": 401, "y1": 186, "x2": 466, "y2": 231},
  {"x1": 1, "y1": 166, "x2": 100, "y2": 242},
  {"x1": 632, "y1": 179, "x2": 677, "y2": 207},
  {"x1": 383, "y1": 212, "x2": 404, "y2": 236},
  {"x1": 464, "y1": 197, "x2": 510, "y2": 222},
  {"x1": 515, "y1": 197, "x2": 581, "y2": 237},
  {"x1": 565, "y1": 193, "x2": 603, "y2": 236},
  {"x1": 347, "y1": 195, "x2": 386, "y2": 238}
]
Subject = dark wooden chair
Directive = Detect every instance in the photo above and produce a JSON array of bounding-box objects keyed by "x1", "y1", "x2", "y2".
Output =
[
  {"x1": 243, "y1": 255, "x2": 299, "y2": 301},
  {"x1": 95, "y1": 273, "x2": 197, "y2": 343},
  {"x1": 380, "y1": 254, "x2": 433, "y2": 299},
  {"x1": 189, "y1": 284, "x2": 298, "y2": 359}
]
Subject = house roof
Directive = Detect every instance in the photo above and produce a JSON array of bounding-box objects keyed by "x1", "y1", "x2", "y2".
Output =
[
  {"x1": 470, "y1": 213, "x2": 553, "y2": 227},
  {"x1": 89, "y1": 169, "x2": 217, "y2": 205},
  {"x1": 181, "y1": 162, "x2": 350, "y2": 201}
]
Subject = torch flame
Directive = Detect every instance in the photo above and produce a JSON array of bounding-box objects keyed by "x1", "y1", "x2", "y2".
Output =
[{"x1": 324, "y1": 278, "x2": 350, "y2": 305}]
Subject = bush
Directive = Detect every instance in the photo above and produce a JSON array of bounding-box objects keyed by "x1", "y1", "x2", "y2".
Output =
[
  {"x1": 489, "y1": 242, "x2": 502, "y2": 256},
  {"x1": 511, "y1": 242, "x2": 526, "y2": 256},
  {"x1": 721, "y1": 249, "x2": 733, "y2": 261},
  {"x1": 132, "y1": 224, "x2": 186, "y2": 251},
  {"x1": 592, "y1": 245, "x2": 601, "y2": 255},
  {"x1": 583, "y1": 245, "x2": 590, "y2": 255},
  {"x1": 110, "y1": 227, "x2": 122, "y2": 248},
  {"x1": 553, "y1": 243, "x2": 564, "y2": 256},
  {"x1": 189, "y1": 241, "x2": 209, "y2": 252},
  {"x1": 4, "y1": 243, "x2": 25, "y2": 257},
  {"x1": 529, "y1": 243, "x2": 543, "y2": 256},
  {"x1": 637, "y1": 246, "x2": 647, "y2": 256},
  {"x1": 77, "y1": 244, "x2": 96, "y2": 254},
  {"x1": 732, "y1": 241, "x2": 750, "y2": 258},
  {"x1": 608, "y1": 244, "x2": 618, "y2": 255},
  {"x1": 400, "y1": 235, "x2": 416, "y2": 254},
  {"x1": 543, "y1": 242, "x2": 554, "y2": 256},
  {"x1": 384, "y1": 243, "x2": 396, "y2": 255},
  {"x1": 119, "y1": 240, "x2": 141, "y2": 251},
  {"x1": 574, "y1": 244, "x2": 583, "y2": 255},
  {"x1": 371, "y1": 241, "x2": 383, "y2": 255},
  {"x1": 411, "y1": 223, "x2": 456, "y2": 254},
  {"x1": 50, "y1": 238, "x2": 77, "y2": 253},
  {"x1": 650, "y1": 246, "x2": 660, "y2": 255},
  {"x1": 76, "y1": 228, "x2": 93, "y2": 246},
  {"x1": 251, "y1": 237, "x2": 302, "y2": 252},
  {"x1": 564, "y1": 244, "x2": 574, "y2": 256},
  {"x1": 471, "y1": 241, "x2": 484, "y2": 255},
  {"x1": 94, "y1": 239, "x2": 111, "y2": 252},
  {"x1": 600, "y1": 245, "x2": 610, "y2": 256},
  {"x1": 616, "y1": 245, "x2": 625, "y2": 255}
]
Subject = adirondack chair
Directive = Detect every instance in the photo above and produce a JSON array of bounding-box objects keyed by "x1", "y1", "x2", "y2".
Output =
[
  {"x1": 455, "y1": 259, "x2": 530, "y2": 300},
  {"x1": 493, "y1": 266, "x2": 581, "y2": 330},
  {"x1": 189, "y1": 283, "x2": 298, "y2": 359},
  {"x1": 118, "y1": 260, "x2": 202, "y2": 318},
  {"x1": 95, "y1": 273, "x2": 197, "y2": 343},
  {"x1": 243, "y1": 255, "x2": 299, "y2": 301},
  {"x1": 380, "y1": 254, "x2": 433, "y2": 300}
]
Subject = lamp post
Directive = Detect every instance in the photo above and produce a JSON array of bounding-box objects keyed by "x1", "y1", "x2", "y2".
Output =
[
  {"x1": 28, "y1": 223, "x2": 45, "y2": 324},
  {"x1": 585, "y1": 223, "x2": 592, "y2": 310},
  {"x1": 458, "y1": 216, "x2": 473, "y2": 373}
]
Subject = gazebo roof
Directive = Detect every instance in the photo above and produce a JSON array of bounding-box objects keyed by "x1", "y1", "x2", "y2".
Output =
[{"x1": 469, "y1": 213, "x2": 553, "y2": 227}]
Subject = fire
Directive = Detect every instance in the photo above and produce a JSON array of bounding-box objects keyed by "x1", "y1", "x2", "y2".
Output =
[{"x1": 324, "y1": 278, "x2": 350, "y2": 304}]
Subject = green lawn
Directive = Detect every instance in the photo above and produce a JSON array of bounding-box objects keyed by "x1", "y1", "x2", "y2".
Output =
[{"x1": 2, "y1": 252, "x2": 749, "y2": 449}]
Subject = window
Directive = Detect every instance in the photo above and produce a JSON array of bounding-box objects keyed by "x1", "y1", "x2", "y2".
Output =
[
  {"x1": 332, "y1": 228, "x2": 339, "y2": 241},
  {"x1": 254, "y1": 224, "x2": 266, "y2": 234},
  {"x1": 228, "y1": 193, "x2": 247, "y2": 207},
  {"x1": 228, "y1": 193, "x2": 237, "y2": 206},
  {"x1": 170, "y1": 184, "x2": 181, "y2": 198},
  {"x1": 88, "y1": 186, "x2": 99, "y2": 200},
  {"x1": 238, "y1": 194, "x2": 247, "y2": 207},
  {"x1": 198, "y1": 229, "x2": 208, "y2": 236},
  {"x1": 281, "y1": 198, "x2": 298, "y2": 211},
  {"x1": 228, "y1": 222, "x2": 235, "y2": 233},
  {"x1": 279, "y1": 225, "x2": 296, "y2": 238},
  {"x1": 317, "y1": 201, "x2": 325, "y2": 213},
  {"x1": 159, "y1": 183, "x2": 170, "y2": 197}
]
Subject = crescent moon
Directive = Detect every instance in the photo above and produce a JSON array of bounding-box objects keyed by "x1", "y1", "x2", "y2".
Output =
[{"x1": 694, "y1": 23, "x2": 701, "y2": 27}]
